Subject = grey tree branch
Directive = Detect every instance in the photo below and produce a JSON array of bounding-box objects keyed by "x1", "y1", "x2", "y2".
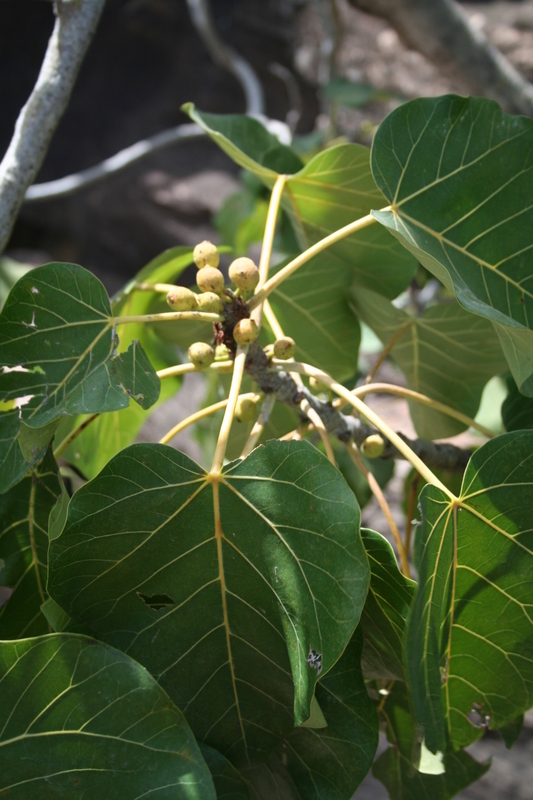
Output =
[
  {"x1": 0, "y1": 0, "x2": 107, "y2": 252},
  {"x1": 24, "y1": 124, "x2": 204, "y2": 202},
  {"x1": 245, "y1": 343, "x2": 472, "y2": 472},
  {"x1": 347, "y1": 0, "x2": 533, "y2": 117},
  {"x1": 23, "y1": 0, "x2": 267, "y2": 204}
]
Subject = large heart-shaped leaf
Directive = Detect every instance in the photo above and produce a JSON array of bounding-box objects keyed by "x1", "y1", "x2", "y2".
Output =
[
  {"x1": 0, "y1": 633, "x2": 215, "y2": 799},
  {"x1": 283, "y1": 144, "x2": 416, "y2": 299},
  {"x1": 405, "y1": 431, "x2": 533, "y2": 752},
  {"x1": 371, "y1": 95, "x2": 533, "y2": 394},
  {"x1": 0, "y1": 449, "x2": 61, "y2": 637},
  {"x1": 359, "y1": 528, "x2": 415, "y2": 681},
  {"x1": 243, "y1": 631, "x2": 378, "y2": 799},
  {"x1": 0, "y1": 263, "x2": 127, "y2": 426},
  {"x1": 373, "y1": 683, "x2": 489, "y2": 800},
  {"x1": 350, "y1": 288, "x2": 507, "y2": 438},
  {"x1": 56, "y1": 249, "x2": 194, "y2": 479},
  {"x1": 48, "y1": 440, "x2": 369, "y2": 768}
]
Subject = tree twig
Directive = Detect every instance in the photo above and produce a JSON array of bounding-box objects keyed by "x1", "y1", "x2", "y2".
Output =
[
  {"x1": 0, "y1": 0, "x2": 107, "y2": 249},
  {"x1": 243, "y1": 342, "x2": 472, "y2": 474}
]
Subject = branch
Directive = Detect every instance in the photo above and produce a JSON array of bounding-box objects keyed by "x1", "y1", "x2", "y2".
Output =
[
  {"x1": 24, "y1": 0, "x2": 266, "y2": 204},
  {"x1": 347, "y1": 0, "x2": 533, "y2": 117},
  {"x1": 0, "y1": 0, "x2": 107, "y2": 250},
  {"x1": 244, "y1": 343, "x2": 472, "y2": 473}
]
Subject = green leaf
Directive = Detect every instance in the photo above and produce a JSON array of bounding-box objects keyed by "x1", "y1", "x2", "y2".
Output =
[
  {"x1": 268, "y1": 255, "x2": 361, "y2": 379},
  {"x1": 359, "y1": 528, "x2": 416, "y2": 681},
  {"x1": 243, "y1": 631, "x2": 379, "y2": 799},
  {"x1": 371, "y1": 95, "x2": 533, "y2": 394},
  {"x1": 405, "y1": 431, "x2": 533, "y2": 752},
  {"x1": 502, "y1": 374, "x2": 533, "y2": 431},
  {"x1": 0, "y1": 449, "x2": 62, "y2": 637},
  {"x1": 0, "y1": 411, "x2": 37, "y2": 493},
  {"x1": 199, "y1": 743, "x2": 251, "y2": 800},
  {"x1": 350, "y1": 288, "x2": 507, "y2": 438},
  {"x1": 48, "y1": 440, "x2": 368, "y2": 767},
  {"x1": 0, "y1": 633, "x2": 215, "y2": 799},
  {"x1": 499, "y1": 713, "x2": 524, "y2": 749},
  {"x1": 373, "y1": 683, "x2": 489, "y2": 800},
  {"x1": 284, "y1": 144, "x2": 416, "y2": 299},
  {"x1": 183, "y1": 104, "x2": 303, "y2": 180},
  {"x1": 110, "y1": 339, "x2": 160, "y2": 409},
  {"x1": 0, "y1": 263, "x2": 129, "y2": 426}
]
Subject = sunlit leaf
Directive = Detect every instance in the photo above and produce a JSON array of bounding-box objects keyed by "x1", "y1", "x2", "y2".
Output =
[
  {"x1": 405, "y1": 431, "x2": 533, "y2": 752},
  {"x1": 373, "y1": 683, "x2": 489, "y2": 800},
  {"x1": 350, "y1": 288, "x2": 506, "y2": 438},
  {"x1": 182, "y1": 105, "x2": 303, "y2": 181},
  {"x1": 243, "y1": 631, "x2": 378, "y2": 799},
  {"x1": 268, "y1": 254, "x2": 361, "y2": 380},
  {"x1": 0, "y1": 449, "x2": 61, "y2": 637},
  {"x1": 48, "y1": 440, "x2": 368, "y2": 768},
  {"x1": 371, "y1": 95, "x2": 533, "y2": 394},
  {"x1": 359, "y1": 529, "x2": 415, "y2": 681},
  {"x1": 284, "y1": 144, "x2": 416, "y2": 299},
  {"x1": 0, "y1": 633, "x2": 215, "y2": 799},
  {"x1": 0, "y1": 263, "x2": 127, "y2": 426}
]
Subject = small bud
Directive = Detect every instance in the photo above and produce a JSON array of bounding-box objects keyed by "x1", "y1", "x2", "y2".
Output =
[
  {"x1": 360, "y1": 434, "x2": 385, "y2": 459},
  {"x1": 196, "y1": 291, "x2": 223, "y2": 313},
  {"x1": 215, "y1": 344, "x2": 231, "y2": 361},
  {"x1": 188, "y1": 342, "x2": 215, "y2": 369},
  {"x1": 197, "y1": 266, "x2": 225, "y2": 295},
  {"x1": 233, "y1": 318, "x2": 259, "y2": 345},
  {"x1": 193, "y1": 240, "x2": 219, "y2": 269},
  {"x1": 166, "y1": 286, "x2": 198, "y2": 311},
  {"x1": 235, "y1": 395, "x2": 259, "y2": 423},
  {"x1": 273, "y1": 336, "x2": 296, "y2": 360},
  {"x1": 229, "y1": 257, "x2": 260, "y2": 292}
]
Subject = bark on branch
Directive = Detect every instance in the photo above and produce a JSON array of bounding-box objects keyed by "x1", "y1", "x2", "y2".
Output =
[
  {"x1": 245, "y1": 343, "x2": 472, "y2": 472},
  {"x1": 0, "y1": 0, "x2": 107, "y2": 252},
  {"x1": 347, "y1": 0, "x2": 533, "y2": 117}
]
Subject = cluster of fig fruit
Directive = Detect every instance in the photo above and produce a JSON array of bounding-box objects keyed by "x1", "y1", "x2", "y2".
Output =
[{"x1": 177, "y1": 241, "x2": 296, "y2": 371}]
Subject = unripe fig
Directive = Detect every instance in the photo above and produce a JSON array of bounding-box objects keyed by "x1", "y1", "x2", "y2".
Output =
[
  {"x1": 197, "y1": 266, "x2": 225, "y2": 294},
  {"x1": 166, "y1": 286, "x2": 198, "y2": 311},
  {"x1": 229, "y1": 257, "x2": 260, "y2": 292},
  {"x1": 234, "y1": 395, "x2": 259, "y2": 423},
  {"x1": 196, "y1": 291, "x2": 223, "y2": 313},
  {"x1": 188, "y1": 342, "x2": 215, "y2": 369},
  {"x1": 361, "y1": 434, "x2": 385, "y2": 459},
  {"x1": 233, "y1": 318, "x2": 259, "y2": 345},
  {"x1": 273, "y1": 336, "x2": 296, "y2": 360},
  {"x1": 193, "y1": 240, "x2": 219, "y2": 269}
]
